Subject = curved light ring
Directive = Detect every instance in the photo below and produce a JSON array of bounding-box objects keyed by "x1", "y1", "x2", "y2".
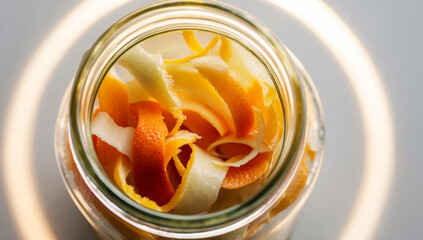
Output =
[
  {"x1": 1, "y1": 1, "x2": 130, "y2": 239},
  {"x1": 265, "y1": 1, "x2": 395, "y2": 240}
]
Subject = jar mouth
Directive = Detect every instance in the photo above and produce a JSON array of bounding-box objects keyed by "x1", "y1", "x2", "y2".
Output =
[{"x1": 68, "y1": 0, "x2": 306, "y2": 237}]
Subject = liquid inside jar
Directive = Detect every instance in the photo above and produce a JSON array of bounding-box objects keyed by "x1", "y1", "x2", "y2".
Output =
[{"x1": 89, "y1": 30, "x2": 309, "y2": 216}]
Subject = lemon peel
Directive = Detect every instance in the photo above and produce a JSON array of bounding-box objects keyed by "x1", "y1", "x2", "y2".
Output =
[
  {"x1": 165, "y1": 63, "x2": 234, "y2": 132},
  {"x1": 219, "y1": 36, "x2": 232, "y2": 63},
  {"x1": 212, "y1": 108, "x2": 266, "y2": 168},
  {"x1": 173, "y1": 145, "x2": 228, "y2": 214},
  {"x1": 118, "y1": 45, "x2": 180, "y2": 113},
  {"x1": 91, "y1": 112, "x2": 134, "y2": 159},
  {"x1": 172, "y1": 154, "x2": 186, "y2": 177},
  {"x1": 164, "y1": 130, "x2": 200, "y2": 166},
  {"x1": 178, "y1": 93, "x2": 228, "y2": 136},
  {"x1": 227, "y1": 42, "x2": 273, "y2": 86},
  {"x1": 207, "y1": 133, "x2": 266, "y2": 157},
  {"x1": 182, "y1": 30, "x2": 204, "y2": 54},
  {"x1": 125, "y1": 79, "x2": 151, "y2": 104},
  {"x1": 164, "y1": 35, "x2": 219, "y2": 64}
]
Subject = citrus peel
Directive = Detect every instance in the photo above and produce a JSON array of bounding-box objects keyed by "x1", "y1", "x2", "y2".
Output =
[
  {"x1": 118, "y1": 45, "x2": 180, "y2": 113},
  {"x1": 182, "y1": 110, "x2": 221, "y2": 149},
  {"x1": 182, "y1": 30, "x2": 204, "y2": 54},
  {"x1": 191, "y1": 55, "x2": 255, "y2": 137},
  {"x1": 219, "y1": 36, "x2": 232, "y2": 63},
  {"x1": 165, "y1": 63, "x2": 234, "y2": 132},
  {"x1": 222, "y1": 152, "x2": 270, "y2": 189},
  {"x1": 164, "y1": 130, "x2": 200, "y2": 167},
  {"x1": 173, "y1": 145, "x2": 228, "y2": 214},
  {"x1": 91, "y1": 112, "x2": 134, "y2": 159},
  {"x1": 212, "y1": 108, "x2": 266, "y2": 168},
  {"x1": 131, "y1": 101, "x2": 174, "y2": 206},
  {"x1": 164, "y1": 35, "x2": 219, "y2": 64},
  {"x1": 178, "y1": 92, "x2": 228, "y2": 136},
  {"x1": 97, "y1": 74, "x2": 129, "y2": 127}
]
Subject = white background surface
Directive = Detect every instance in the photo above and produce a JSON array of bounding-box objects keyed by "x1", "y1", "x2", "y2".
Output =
[{"x1": 0, "y1": 0, "x2": 422, "y2": 239}]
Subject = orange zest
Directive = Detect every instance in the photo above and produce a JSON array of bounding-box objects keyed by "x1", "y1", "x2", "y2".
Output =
[
  {"x1": 96, "y1": 138, "x2": 122, "y2": 181},
  {"x1": 182, "y1": 30, "x2": 204, "y2": 54},
  {"x1": 164, "y1": 35, "x2": 219, "y2": 64},
  {"x1": 191, "y1": 56, "x2": 255, "y2": 137},
  {"x1": 221, "y1": 153, "x2": 270, "y2": 189},
  {"x1": 219, "y1": 36, "x2": 232, "y2": 63},
  {"x1": 97, "y1": 74, "x2": 129, "y2": 127},
  {"x1": 131, "y1": 101, "x2": 174, "y2": 206},
  {"x1": 182, "y1": 110, "x2": 220, "y2": 149}
]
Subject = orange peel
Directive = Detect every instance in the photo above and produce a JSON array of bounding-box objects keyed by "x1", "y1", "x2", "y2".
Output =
[
  {"x1": 97, "y1": 74, "x2": 129, "y2": 127},
  {"x1": 191, "y1": 55, "x2": 254, "y2": 137},
  {"x1": 131, "y1": 101, "x2": 174, "y2": 206},
  {"x1": 95, "y1": 138, "x2": 122, "y2": 181},
  {"x1": 182, "y1": 110, "x2": 221, "y2": 149},
  {"x1": 114, "y1": 145, "x2": 195, "y2": 213},
  {"x1": 212, "y1": 108, "x2": 266, "y2": 168},
  {"x1": 222, "y1": 152, "x2": 270, "y2": 189},
  {"x1": 178, "y1": 92, "x2": 228, "y2": 136},
  {"x1": 164, "y1": 130, "x2": 200, "y2": 167}
]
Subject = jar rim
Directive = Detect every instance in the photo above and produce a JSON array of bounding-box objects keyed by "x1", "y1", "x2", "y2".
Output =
[{"x1": 68, "y1": 0, "x2": 307, "y2": 237}]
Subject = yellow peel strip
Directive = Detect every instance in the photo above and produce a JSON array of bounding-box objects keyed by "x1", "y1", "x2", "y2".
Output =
[
  {"x1": 173, "y1": 153, "x2": 186, "y2": 177},
  {"x1": 212, "y1": 108, "x2": 266, "y2": 167},
  {"x1": 207, "y1": 133, "x2": 265, "y2": 157},
  {"x1": 263, "y1": 99, "x2": 283, "y2": 149},
  {"x1": 168, "y1": 111, "x2": 186, "y2": 136},
  {"x1": 118, "y1": 45, "x2": 180, "y2": 113},
  {"x1": 219, "y1": 36, "x2": 232, "y2": 63},
  {"x1": 164, "y1": 35, "x2": 219, "y2": 64},
  {"x1": 125, "y1": 79, "x2": 151, "y2": 104},
  {"x1": 173, "y1": 145, "x2": 228, "y2": 214},
  {"x1": 178, "y1": 93, "x2": 228, "y2": 136},
  {"x1": 164, "y1": 130, "x2": 200, "y2": 166},
  {"x1": 114, "y1": 156, "x2": 161, "y2": 210},
  {"x1": 91, "y1": 112, "x2": 134, "y2": 159},
  {"x1": 165, "y1": 63, "x2": 234, "y2": 132},
  {"x1": 182, "y1": 30, "x2": 204, "y2": 54}
]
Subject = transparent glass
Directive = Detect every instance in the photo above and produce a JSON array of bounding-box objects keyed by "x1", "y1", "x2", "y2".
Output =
[{"x1": 54, "y1": 0, "x2": 324, "y2": 239}]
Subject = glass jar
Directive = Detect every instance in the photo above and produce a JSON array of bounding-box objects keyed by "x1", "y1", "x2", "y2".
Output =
[{"x1": 54, "y1": 0, "x2": 324, "y2": 239}]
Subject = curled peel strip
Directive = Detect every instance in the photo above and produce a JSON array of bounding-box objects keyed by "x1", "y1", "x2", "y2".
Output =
[
  {"x1": 91, "y1": 112, "x2": 134, "y2": 159},
  {"x1": 178, "y1": 93, "x2": 228, "y2": 136},
  {"x1": 173, "y1": 145, "x2": 228, "y2": 214},
  {"x1": 165, "y1": 63, "x2": 234, "y2": 132},
  {"x1": 164, "y1": 35, "x2": 219, "y2": 64},
  {"x1": 118, "y1": 45, "x2": 180, "y2": 113},
  {"x1": 212, "y1": 107, "x2": 266, "y2": 168},
  {"x1": 164, "y1": 130, "x2": 200, "y2": 167}
]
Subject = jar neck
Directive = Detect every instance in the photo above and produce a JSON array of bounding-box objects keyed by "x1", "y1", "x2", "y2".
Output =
[{"x1": 68, "y1": 0, "x2": 307, "y2": 238}]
